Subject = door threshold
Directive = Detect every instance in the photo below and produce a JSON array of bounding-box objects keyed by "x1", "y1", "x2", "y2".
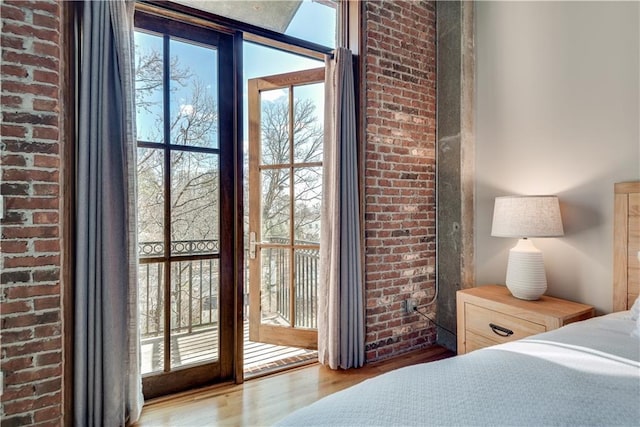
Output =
[{"x1": 244, "y1": 353, "x2": 318, "y2": 380}]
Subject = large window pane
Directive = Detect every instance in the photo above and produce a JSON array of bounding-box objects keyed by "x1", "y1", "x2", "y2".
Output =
[
  {"x1": 170, "y1": 38, "x2": 219, "y2": 149},
  {"x1": 261, "y1": 87, "x2": 290, "y2": 165},
  {"x1": 261, "y1": 248, "x2": 290, "y2": 326},
  {"x1": 137, "y1": 147, "x2": 164, "y2": 255},
  {"x1": 170, "y1": 260, "x2": 219, "y2": 368},
  {"x1": 293, "y1": 83, "x2": 323, "y2": 164},
  {"x1": 261, "y1": 168, "x2": 290, "y2": 243},
  {"x1": 170, "y1": 151, "x2": 219, "y2": 254},
  {"x1": 135, "y1": 31, "x2": 164, "y2": 144},
  {"x1": 139, "y1": 262, "x2": 165, "y2": 374},
  {"x1": 294, "y1": 167, "x2": 321, "y2": 244}
]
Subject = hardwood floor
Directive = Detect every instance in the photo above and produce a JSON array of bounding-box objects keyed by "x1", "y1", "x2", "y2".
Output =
[{"x1": 134, "y1": 345, "x2": 454, "y2": 427}]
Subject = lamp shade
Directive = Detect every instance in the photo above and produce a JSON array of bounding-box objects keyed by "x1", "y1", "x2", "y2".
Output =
[{"x1": 491, "y1": 195, "x2": 564, "y2": 238}]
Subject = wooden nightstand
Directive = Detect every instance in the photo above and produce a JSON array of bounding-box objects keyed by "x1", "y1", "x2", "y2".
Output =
[{"x1": 456, "y1": 285, "x2": 594, "y2": 355}]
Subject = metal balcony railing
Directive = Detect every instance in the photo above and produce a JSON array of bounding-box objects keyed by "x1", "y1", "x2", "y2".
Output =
[{"x1": 138, "y1": 238, "x2": 319, "y2": 340}]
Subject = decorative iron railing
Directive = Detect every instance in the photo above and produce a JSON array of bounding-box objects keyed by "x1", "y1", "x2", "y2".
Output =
[
  {"x1": 139, "y1": 239, "x2": 219, "y2": 258},
  {"x1": 138, "y1": 238, "x2": 319, "y2": 340}
]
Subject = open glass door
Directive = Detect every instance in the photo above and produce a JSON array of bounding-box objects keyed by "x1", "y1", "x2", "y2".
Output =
[{"x1": 248, "y1": 68, "x2": 325, "y2": 349}]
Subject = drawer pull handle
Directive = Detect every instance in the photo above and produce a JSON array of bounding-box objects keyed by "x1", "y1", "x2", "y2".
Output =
[{"x1": 489, "y1": 323, "x2": 514, "y2": 337}]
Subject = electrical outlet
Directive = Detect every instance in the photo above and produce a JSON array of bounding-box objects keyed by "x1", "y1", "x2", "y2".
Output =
[{"x1": 403, "y1": 298, "x2": 417, "y2": 314}]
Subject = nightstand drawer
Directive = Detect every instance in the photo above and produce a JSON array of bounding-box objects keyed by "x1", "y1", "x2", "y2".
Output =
[
  {"x1": 457, "y1": 285, "x2": 594, "y2": 355},
  {"x1": 465, "y1": 303, "x2": 546, "y2": 345}
]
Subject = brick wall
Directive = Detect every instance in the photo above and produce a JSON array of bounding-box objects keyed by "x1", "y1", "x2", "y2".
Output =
[
  {"x1": 363, "y1": 0, "x2": 437, "y2": 361},
  {"x1": 1, "y1": 0, "x2": 64, "y2": 425}
]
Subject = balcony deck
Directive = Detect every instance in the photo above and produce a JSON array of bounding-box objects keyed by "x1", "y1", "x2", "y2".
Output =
[{"x1": 141, "y1": 321, "x2": 317, "y2": 377}]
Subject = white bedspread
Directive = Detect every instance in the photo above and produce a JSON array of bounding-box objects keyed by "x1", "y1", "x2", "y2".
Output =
[{"x1": 276, "y1": 313, "x2": 640, "y2": 426}]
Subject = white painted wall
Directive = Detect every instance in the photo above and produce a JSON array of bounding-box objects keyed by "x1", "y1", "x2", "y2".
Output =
[{"x1": 475, "y1": 1, "x2": 640, "y2": 313}]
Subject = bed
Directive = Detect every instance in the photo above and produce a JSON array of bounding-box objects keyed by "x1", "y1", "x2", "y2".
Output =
[{"x1": 276, "y1": 182, "x2": 640, "y2": 426}]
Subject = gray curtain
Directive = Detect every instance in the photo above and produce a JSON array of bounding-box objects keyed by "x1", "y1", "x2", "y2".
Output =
[
  {"x1": 74, "y1": 1, "x2": 143, "y2": 425},
  {"x1": 318, "y1": 48, "x2": 365, "y2": 370}
]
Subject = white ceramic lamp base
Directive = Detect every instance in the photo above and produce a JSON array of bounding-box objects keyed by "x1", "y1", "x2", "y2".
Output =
[{"x1": 505, "y1": 238, "x2": 547, "y2": 300}]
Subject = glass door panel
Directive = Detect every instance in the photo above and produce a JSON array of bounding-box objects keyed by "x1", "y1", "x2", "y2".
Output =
[
  {"x1": 135, "y1": 12, "x2": 237, "y2": 399},
  {"x1": 248, "y1": 68, "x2": 324, "y2": 349},
  {"x1": 260, "y1": 247, "x2": 291, "y2": 327},
  {"x1": 170, "y1": 259, "x2": 219, "y2": 369},
  {"x1": 261, "y1": 168, "x2": 290, "y2": 243}
]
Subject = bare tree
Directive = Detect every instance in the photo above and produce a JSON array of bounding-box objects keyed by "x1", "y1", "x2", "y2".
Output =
[{"x1": 260, "y1": 97, "x2": 323, "y2": 243}]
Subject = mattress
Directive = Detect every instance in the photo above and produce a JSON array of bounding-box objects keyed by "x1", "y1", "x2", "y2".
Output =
[{"x1": 276, "y1": 312, "x2": 640, "y2": 426}]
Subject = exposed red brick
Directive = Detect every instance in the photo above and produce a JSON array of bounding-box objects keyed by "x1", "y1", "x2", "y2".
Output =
[
  {"x1": 2, "y1": 391, "x2": 61, "y2": 416},
  {"x1": 33, "y1": 154, "x2": 59, "y2": 168},
  {"x1": 32, "y1": 269, "x2": 59, "y2": 282},
  {"x1": 4, "y1": 284, "x2": 60, "y2": 300},
  {"x1": 1, "y1": 183, "x2": 30, "y2": 197},
  {"x1": 33, "y1": 184, "x2": 59, "y2": 197},
  {"x1": 1, "y1": 35, "x2": 25, "y2": 50},
  {"x1": 35, "y1": 351, "x2": 62, "y2": 367},
  {"x1": 3, "y1": 139, "x2": 59, "y2": 154},
  {"x1": 33, "y1": 296, "x2": 60, "y2": 311},
  {"x1": 0, "y1": 356, "x2": 35, "y2": 373},
  {"x1": 33, "y1": 126, "x2": 59, "y2": 140},
  {"x1": 33, "y1": 13, "x2": 59, "y2": 30},
  {"x1": 33, "y1": 69, "x2": 58, "y2": 85},
  {"x1": 3, "y1": 112, "x2": 58, "y2": 126},
  {"x1": 0, "y1": 300, "x2": 33, "y2": 314},
  {"x1": 33, "y1": 324, "x2": 61, "y2": 339},
  {"x1": 34, "y1": 403, "x2": 62, "y2": 423},
  {"x1": 1, "y1": 154, "x2": 27, "y2": 167},
  {"x1": 32, "y1": 98, "x2": 59, "y2": 112},
  {"x1": 1, "y1": 94, "x2": 24, "y2": 107},
  {"x1": 33, "y1": 211, "x2": 59, "y2": 225},
  {"x1": 0, "y1": 384, "x2": 36, "y2": 403},
  {"x1": 1, "y1": 240, "x2": 29, "y2": 253},
  {"x1": 0, "y1": 328, "x2": 34, "y2": 344},
  {"x1": 2, "y1": 337, "x2": 62, "y2": 359},
  {"x1": 2, "y1": 168, "x2": 58, "y2": 182},
  {"x1": 1, "y1": 81, "x2": 59, "y2": 99},
  {"x1": 2, "y1": 50, "x2": 59, "y2": 70},
  {"x1": 2, "y1": 225, "x2": 59, "y2": 239},
  {"x1": 0, "y1": 270, "x2": 32, "y2": 285},
  {"x1": 1, "y1": 3, "x2": 27, "y2": 21},
  {"x1": 29, "y1": 1, "x2": 59, "y2": 15},
  {"x1": 3, "y1": 255, "x2": 60, "y2": 269},
  {"x1": 1, "y1": 310, "x2": 60, "y2": 329},
  {"x1": 1, "y1": 124, "x2": 27, "y2": 138},
  {"x1": 0, "y1": 64, "x2": 29, "y2": 78},
  {"x1": 1, "y1": 22, "x2": 59, "y2": 45},
  {"x1": 5, "y1": 196, "x2": 60, "y2": 210},
  {"x1": 33, "y1": 41, "x2": 60, "y2": 59},
  {"x1": 33, "y1": 239, "x2": 60, "y2": 253},
  {"x1": 363, "y1": 0, "x2": 437, "y2": 362}
]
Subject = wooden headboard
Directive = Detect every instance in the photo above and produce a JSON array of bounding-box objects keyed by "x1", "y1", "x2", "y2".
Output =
[{"x1": 613, "y1": 181, "x2": 640, "y2": 311}]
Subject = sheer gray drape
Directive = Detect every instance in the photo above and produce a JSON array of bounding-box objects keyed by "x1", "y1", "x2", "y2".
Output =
[
  {"x1": 74, "y1": 1, "x2": 143, "y2": 425},
  {"x1": 318, "y1": 48, "x2": 364, "y2": 370}
]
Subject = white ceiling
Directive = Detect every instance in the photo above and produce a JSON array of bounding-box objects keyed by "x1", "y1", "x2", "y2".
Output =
[{"x1": 171, "y1": 0, "x2": 303, "y2": 33}]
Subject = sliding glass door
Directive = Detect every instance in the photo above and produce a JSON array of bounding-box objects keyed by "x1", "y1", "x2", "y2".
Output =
[{"x1": 134, "y1": 13, "x2": 238, "y2": 398}]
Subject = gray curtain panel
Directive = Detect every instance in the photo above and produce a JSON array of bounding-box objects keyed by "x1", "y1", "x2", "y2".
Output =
[
  {"x1": 318, "y1": 48, "x2": 365, "y2": 370},
  {"x1": 74, "y1": 1, "x2": 142, "y2": 425}
]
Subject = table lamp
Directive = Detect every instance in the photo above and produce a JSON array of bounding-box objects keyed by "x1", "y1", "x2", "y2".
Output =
[{"x1": 491, "y1": 195, "x2": 564, "y2": 300}]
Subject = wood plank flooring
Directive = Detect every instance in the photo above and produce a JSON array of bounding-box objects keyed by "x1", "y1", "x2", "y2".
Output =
[{"x1": 134, "y1": 345, "x2": 454, "y2": 427}]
